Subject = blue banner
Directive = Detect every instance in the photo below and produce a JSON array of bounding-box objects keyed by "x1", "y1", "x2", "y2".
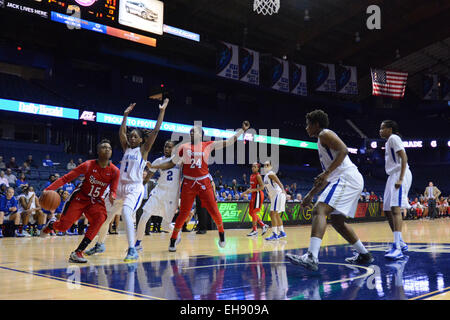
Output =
[{"x1": 0, "y1": 98, "x2": 79, "y2": 119}]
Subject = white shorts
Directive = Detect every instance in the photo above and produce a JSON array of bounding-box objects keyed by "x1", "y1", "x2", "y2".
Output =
[
  {"x1": 383, "y1": 168, "x2": 412, "y2": 211},
  {"x1": 270, "y1": 193, "x2": 286, "y2": 213},
  {"x1": 117, "y1": 182, "x2": 145, "y2": 213},
  {"x1": 317, "y1": 167, "x2": 364, "y2": 218},
  {"x1": 143, "y1": 188, "x2": 178, "y2": 223}
]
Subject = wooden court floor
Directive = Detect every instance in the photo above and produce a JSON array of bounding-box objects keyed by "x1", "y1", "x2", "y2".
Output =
[{"x1": 0, "y1": 219, "x2": 449, "y2": 300}]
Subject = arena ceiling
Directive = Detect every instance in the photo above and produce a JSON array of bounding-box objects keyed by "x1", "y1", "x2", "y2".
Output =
[{"x1": 164, "y1": 0, "x2": 450, "y2": 98}]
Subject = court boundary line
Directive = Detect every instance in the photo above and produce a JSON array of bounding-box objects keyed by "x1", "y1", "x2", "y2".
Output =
[
  {"x1": 409, "y1": 286, "x2": 450, "y2": 300},
  {"x1": 0, "y1": 265, "x2": 166, "y2": 300}
]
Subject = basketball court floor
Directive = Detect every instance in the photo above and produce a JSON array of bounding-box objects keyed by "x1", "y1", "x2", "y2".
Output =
[{"x1": 0, "y1": 219, "x2": 449, "y2": 300}]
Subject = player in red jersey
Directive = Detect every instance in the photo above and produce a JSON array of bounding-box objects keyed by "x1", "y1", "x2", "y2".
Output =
[
  {"x1": 41, "y1": 139, "x2": 120, "y2": 263},
  {"x1": 150, "y1": 121, "x2": 250, "y2": 251},
  {"x1": 243, "y1": 162, "x2": 269, "y2": 236}
]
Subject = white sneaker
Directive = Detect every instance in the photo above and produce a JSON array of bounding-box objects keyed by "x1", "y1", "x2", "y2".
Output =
[
  {"x1": 261, "y1": 224, "x2": 269, "y2": 235},
  {"x1": 286, "y1": 251, "x2": 319, "y2": 271},
  {"x1": 384, "y1": 244, "x2": 404, "y2": 260},
  {"x1": 247, "y1": 230, "x2": 258, "y2": 237}
]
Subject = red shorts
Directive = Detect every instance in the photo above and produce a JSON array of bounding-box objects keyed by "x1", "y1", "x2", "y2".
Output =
[
  {"x1": 249, "y1": 191, "x2": 264, "y2": 215},
  {"x1": 53, "y1": 191, "x2": 107, "y2": 240}
]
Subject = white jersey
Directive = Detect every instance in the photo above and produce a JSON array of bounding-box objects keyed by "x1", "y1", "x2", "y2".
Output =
[
  {"x1": 17, "y1": 192, "x2": 36, "y2": 213},
  {"x1": 318, "y1": 129, "x2": 357, "y2": 181},
  {"x1": 120, "y1": 146, "x2": 146, "y2": 184},
  {"x1": 264, "y1": 170, "x2": 282, "y2": 200},
  {"x1": 385, "y1": 134, "x2": 409, "y2": 176},
  {"x1": 149, "y1": 156, "x2": 181, "y2": 193}
]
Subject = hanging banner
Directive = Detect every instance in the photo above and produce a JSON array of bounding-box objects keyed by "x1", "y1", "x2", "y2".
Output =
[
  {"x1": 423, "y1": 74, "x2": 440, "y2": 100},
  {"x1": 239, "y1": 47, "x2": 259, "y2": 85},
  {"x1": 440, "y1": 76, "x2": 450, "y2": 101},
  {"x1": 271, "y1": 57, "x2": 289, "y2": 92},
  {"x1": 289, "y1": 63, "x2": 307, "y2": 96},
  {"x1": 216, "y1": 41, "x2": 239, "y2": 80},
  {"x1": 312, "y1": 63, "x2": 336, "y2": 93},
  {"x1": 336, "y1": 65, "x2": 358, "y2": 94}
]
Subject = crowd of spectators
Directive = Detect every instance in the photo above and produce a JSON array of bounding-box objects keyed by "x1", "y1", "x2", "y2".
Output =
[{"x1": 0, "y1": 153, "x2": 448, "y2": 238}]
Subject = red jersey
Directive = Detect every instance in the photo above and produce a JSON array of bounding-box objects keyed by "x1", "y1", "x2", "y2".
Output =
[
  {"x1": 250, "y1": 173, "x2": 262, "y2": 194},
  {"x1": 179, "y1": 141, "x2": 214, "y2": 178},
  {"x1": 46, "y1": 160, "x2": 120, "y2": 200}
]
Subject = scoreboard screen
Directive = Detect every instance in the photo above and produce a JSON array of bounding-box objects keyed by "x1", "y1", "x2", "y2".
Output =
[{"x1": 2, "y1": 0, "x2": 164, "y2": 46}]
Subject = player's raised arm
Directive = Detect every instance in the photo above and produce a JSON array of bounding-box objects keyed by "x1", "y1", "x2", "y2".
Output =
[
  {"x1": 314, "y1": 130, "x2": 348, "y2": 186},
  {"x1": 212, "y1": 121, "x2": 250, "y2": 151},
  {"x1": 45, "y1": 162, "x2": 88, "y2": 191},
  {"x1": 120, "y1": 103, "x2": 136, "y2": 151},
  {"x1": 141, "y1": 98, "x2": 169, "y2": 157}
]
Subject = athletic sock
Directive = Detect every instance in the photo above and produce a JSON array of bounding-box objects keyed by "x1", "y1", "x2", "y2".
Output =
[
  {"x1": 394, "y1": 231, "x2": 402, "y2": 248},
  {"x1": 272, "y1": 226, "x2": 278, "y2": 234},
  {"x1": 352, "y1": 240, "x2": 369, "y2": 254},
  {"x1": 76, "y1": 237, "x2": 91, "y2": 253},
  {"x1": 308, "y1": 237, "x2": 322, "y2": 259},
  {"x1": 171, "y1": 229, "x2": 180, "y2": 240},
  {"x1": 279, "y1": 225, "x2": 285, "y2": 233}
]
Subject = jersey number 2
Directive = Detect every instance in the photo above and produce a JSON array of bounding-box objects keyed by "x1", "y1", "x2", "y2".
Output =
[{"x1": 167, "y1": 170, "x2": 173, "y2": 181}]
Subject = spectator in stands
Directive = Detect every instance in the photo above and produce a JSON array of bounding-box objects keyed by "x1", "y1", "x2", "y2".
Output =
[
  {"x1": 6, "y1": 157, "x2": 19, "y2": 170},
  {"x1": 424, "y1": 181, "x2": 441, "y2": 220},
  {"x1": 0, "y1": 171, "x2": 8, "y2": 187},
  {"x1": 15, "y1": 172, "x2": 28, "y2": 189},
  {"x1": 42, "y1": 154, "x2": 54, "y2": 167},
  {"x1": 0, "y1": 181, "x2": 8, "y2": 197},
  {"x1": 294, "y1": 193, "x2": 302, "y2": 202},
  {"x1": 21, "y1": 161, "x2": 30, "y2": 174},
  {"x1": 226, "y1": 194, "x2": 233, "y2": 201},
  {"x1": 242, "y1": 173, "x2": 247, "y2": 186},
  {"x1": 286, "y1": 194, "x2": 293, "y2": 202},
  {"x1": 359, "y1": 195, "x2": 365, "y2": 202},
  {"x1": 25, "y1": 155, "x2": 37, "y2": 169},
  {"x1": 369, "y1": 191, "x2": 378, "y2": 202},
  {"x1": 77, "y1": 158, "x2": 83, "y2": 166},
  {"x1": 291, "y1": 183, "x2": 297, "y2": 194},
  {"x1": 63, "y1": 180, "x2": 76, "y2": 195},
  {"x1": 231, "y1": 179, "x2": 238, "y2": 194},
  {"x1": 5, "y1": 169, "x2": 17, "y2": 187},
  {"x1": 74, "y1": 175, "x2": 84, "y2": 187},
  {"x1": 242, "y1": 193, "x2": 249, "y2": 201},
  {"x1": 234, "y1": 193, "x2": 241, "y2": 201},
  {"x1": 43, "y1": 174, "x2": 56, "y2": 190},
  {"x1": 0, "y1": 156, "x2": 5, "y2": 169},
  {"x1": 0, "y1": 187, "x2": 22, "y2": 237},
  {"x1": 219, "y1": 191, "x2": 227, "y2": 201},
  {"x1": 410, "y1": 197, "x2": 423, "y2": 219},
  {"x1": 67, "y1": 159, "x2": 76, "y2": 170},
  {"x1": 361, "y1": 188, "x2": 370, "y2": 198}
]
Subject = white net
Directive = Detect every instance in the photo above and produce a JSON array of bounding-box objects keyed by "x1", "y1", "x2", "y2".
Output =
[{"x1": 253, "y1": 0, "x2": 280, "y2": 15}]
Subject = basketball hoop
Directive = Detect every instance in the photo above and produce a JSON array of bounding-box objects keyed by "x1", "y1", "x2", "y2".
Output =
[{"x1": 253, "y1": 0, "x2": 280, "y2": 15}]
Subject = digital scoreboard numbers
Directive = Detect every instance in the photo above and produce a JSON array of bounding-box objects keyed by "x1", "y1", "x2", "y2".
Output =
[{"x1": 47, "y1": 0, "x2": 118, "y2": 23}]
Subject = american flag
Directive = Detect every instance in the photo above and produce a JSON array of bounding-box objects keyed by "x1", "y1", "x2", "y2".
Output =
[{"x1": 371, "y1": 69, "x2": 408, "y2": 98}]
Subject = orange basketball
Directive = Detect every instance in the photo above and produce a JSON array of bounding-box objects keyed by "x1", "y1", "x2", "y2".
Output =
[{"x1": 39, "y1": 190, "x2": 61, "y2": 211}]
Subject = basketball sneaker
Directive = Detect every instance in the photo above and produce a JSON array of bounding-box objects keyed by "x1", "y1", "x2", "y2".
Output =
[
  {"x1": 285, "y1": 252, "x2": 319, "y2": 272},
  {"x1": 385, "y1": 241, "x2": 408, "y2": 253},
  {"x1": 218, "y1": 232, "x2": 226, "y2": 248},
  {"x1": 56, "y1": 232, "x2": 65, "y2": 236},
  {"x1": 41, "y1": 217, "x2": 56, "y2": 238},
  {"x1": 69, "y1": 251, "x2": 87, "y2": 263},
  {"x1": 384, "y1": 243, "x2": 404, "y2": 260},
  {"x1": 261, "y1": 224, "x2": 269, "y2": 235},
  {"x1": 135, "y1": 244, "x2": 143, "y2": 252},
  {"x1": 85, "y1": 242, "x2": 105, "y2": 256},
  {"x1": 247, "y1": 230, "x2": 258, "y2": 237},
  {"x1": 278, "y1": 231, "x2": 287, "y2": 239},
  {"x1": 124, "y1": 247, "x2": 139, "y2": 262},
  {"x1": 265, "y1": 232, "x2": 279, "y2": 241},
  {"x1": 345, "y1": 252, "x2": 374, "y2": 265},
  {"x1": 15, "y1": 229, "x2": 25, "y2": 237},
  {"x1": 169, "y1": 232, "x2": 182, "y2": 252}
]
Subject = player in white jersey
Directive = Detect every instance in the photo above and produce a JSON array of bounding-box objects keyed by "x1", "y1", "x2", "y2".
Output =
[
  {"x1": 379, "y1": 120, "x2": 412, "y2": 260},
  {"x1": 134, "y1": 140, "x2": 181, "y2": 251},
  {"x1": 262, "y1": 160, "x2": 288, "y2": 241},
  {"x1": 116, "y1": 99, "x2": 169, "y2": 262},
  {"x1": 286, "y1": 110, "x2": 373, "y2": 271}
]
